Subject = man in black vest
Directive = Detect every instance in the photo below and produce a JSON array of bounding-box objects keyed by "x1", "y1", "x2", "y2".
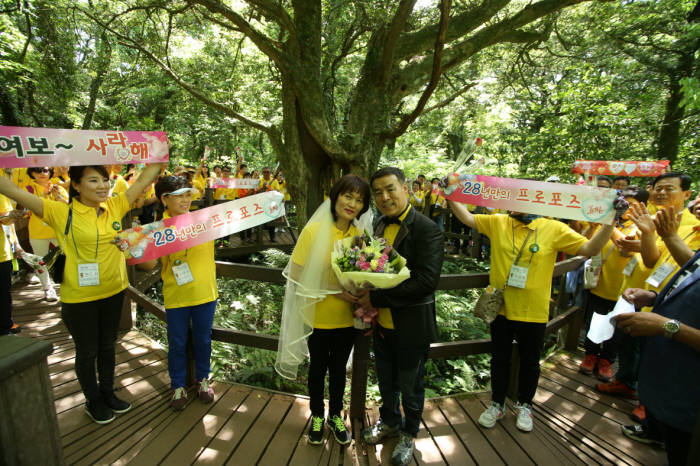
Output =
[{"x1": 354, "y1": 166, "x2": 444, "y2": 466}]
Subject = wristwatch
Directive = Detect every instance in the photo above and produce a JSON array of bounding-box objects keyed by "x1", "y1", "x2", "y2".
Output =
[{"x1": 662, "y1": 319, "x2": 680, "y2": 339}]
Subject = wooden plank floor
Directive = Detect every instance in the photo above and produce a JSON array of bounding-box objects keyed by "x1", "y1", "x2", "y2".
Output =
[{"x1": 10, "y1": 284, "x2": 667, "y2": 465}]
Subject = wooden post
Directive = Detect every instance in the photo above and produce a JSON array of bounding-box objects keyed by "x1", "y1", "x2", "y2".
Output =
[
  {"x1": 350, "y1": 331, "x2": 371, "y2": 426},
  {"x1": 119, "y1": 291, "x2": 133, "y2": 331},
  {"x1": 506, "y1": 342, "x2": 520, "y2": 402},
  {"x1": 0, "y1": 336, "x2": 64, "y2": 465},
  {"x1": 564, "y1": 306, "x2": 584, "y2": 352}
]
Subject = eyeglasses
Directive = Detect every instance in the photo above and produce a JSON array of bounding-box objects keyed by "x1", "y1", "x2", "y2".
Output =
[{"x1": 40, "y1": 168, "x2": 50, "y2": 173}]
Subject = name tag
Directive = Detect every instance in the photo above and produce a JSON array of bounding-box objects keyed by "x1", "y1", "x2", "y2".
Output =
[
  {"x1": 591, "y1": 253, "x2": 602, "y2": 268},
  {"x1": 507, "y1": 265, "x2": 529, "y2": 289},
  {"x1": 77, "y1": 263, "x2": 100, "y2": 287},
  {"x1": 645, "y1": 263, "x2": 675, "y2": 288},
  {"x1": 172, "y1": 261, "x2": 194, "y2": 286},
  {"x1": 622, "y1": 257, "x2": 638, "y2": 277}
]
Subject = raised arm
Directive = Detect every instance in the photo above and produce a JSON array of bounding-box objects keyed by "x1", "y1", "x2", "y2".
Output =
[
  {"x1": 126, "y1": 164, "x2": 165, "y2": 205},
  {"x1": 448, "y1": 200, "x2": 477, "y2": 229},
  {"x1": 0, "y1": 176, "x2": 44, "y2": 217}
]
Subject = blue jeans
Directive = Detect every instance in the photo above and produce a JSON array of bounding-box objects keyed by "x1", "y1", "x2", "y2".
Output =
[
  {"x1": 374, "y1": 325, "x2": 429, "y2": 437},
  {"x1": 166, "y1": 300, "x2": 216, "y2": 388}
]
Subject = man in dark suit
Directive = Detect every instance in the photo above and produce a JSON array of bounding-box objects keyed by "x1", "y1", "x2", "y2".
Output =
[
  {"x1": 616, "y1": 247, "x2": 700, "y2": 466},
  {"x1": 354, "y1": 166, "x2": 444, "y2": 466}
]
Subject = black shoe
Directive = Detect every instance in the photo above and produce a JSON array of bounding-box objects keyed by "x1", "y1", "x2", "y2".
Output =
[
  {"x1": 327, "y1": 414, "x2": 351, "y2": 445},
  {"x1": 102, "y1": 391, "x2": 132, "y2": 414},
  {"x1": 85, "y1": 400, "x2": 116, "y2": 425},
  {"x1": 621, "y1": 424, "x2": 664, "y2": 447},
  {"x1": 308, "y1": 415, "x2": 324, "y2": 445}
]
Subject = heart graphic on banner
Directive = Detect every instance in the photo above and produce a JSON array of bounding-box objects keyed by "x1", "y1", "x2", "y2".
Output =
[
  {"x1": 580, "y1": 162, "x2": 593, "y2": 172},
  {"x1": 581, "y1": 198, "x2": 612, "y2": 222},
  {"x1": 609, "y1": 162, "x2": 624, "y2": 174},
  {"x1": 638, "y1": 162, "x2": 655, "y2": 174},
  {"x1": 624, "y1": 163, "x2": 637, "y2": 174}
]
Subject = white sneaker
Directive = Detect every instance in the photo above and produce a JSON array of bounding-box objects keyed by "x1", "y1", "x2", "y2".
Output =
[
  {"x1": 26, "y1": 273, "x2": 40, "y2": 284},
  {"x1": 478, "y1": 402, "x2": 505, "y2": 428},
  {"x1": 515, "y1": 402, "x2": 533, "y2": 432},
  {"x1": 44, "y1": 287, "x2": 59, "y2": 302}
]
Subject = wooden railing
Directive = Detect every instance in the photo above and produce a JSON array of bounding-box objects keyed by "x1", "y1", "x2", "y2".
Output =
[{"x1": 121, "y1": 255, "x2": 587, "y2": 430}]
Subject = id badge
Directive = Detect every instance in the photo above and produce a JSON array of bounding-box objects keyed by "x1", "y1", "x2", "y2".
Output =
[
  {"x1": 172, "y1": 261, "x2": 194, "y2": 286},
  {"x1": 645, "y1": 263, "x2": 675, "y2": 288},
  {"x1": 507, "y1": 264, "x2": 529, "y2": 289},
  {"x1": 591, "y1": 253, "x2": 602, "y2": 268},
  {"x1": 77, "y1": 263, "x2": 100, "y2": 287},
  {"x1": 622, "y1": 257, "x2": 638, "y2": 277}
]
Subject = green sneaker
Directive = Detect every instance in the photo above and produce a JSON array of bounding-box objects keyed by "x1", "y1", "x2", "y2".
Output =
[
  {"x1": 308, "y1": 415, "x2": 324, "y2": 445},
  {"x1": 391, "y1": 432, "x2": 414, "y2": 465},
  {"x1": 327, "y1": 414, "x2": 351, "y2": 445}
]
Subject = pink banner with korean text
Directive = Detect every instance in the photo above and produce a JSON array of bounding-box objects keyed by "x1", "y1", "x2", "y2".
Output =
[
  {"x1": 571, "y1": 160, "x2": 670, "y2": 177},
  {"x1": 442, "y1": 174, "x2": 618, "y2": 225},
  {"x1": 210, "y1": 177, "x2": 260, "y2": 189},
  {"x1": 0, "y1": 126, "x2": 170, "y2": 168},
  {"x1": 115, "y1": 191, "x2": 284, "y2": 264}
]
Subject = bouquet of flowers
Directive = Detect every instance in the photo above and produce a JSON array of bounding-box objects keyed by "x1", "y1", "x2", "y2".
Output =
[{"x1": 331, "y1": 232, "x2": 410, "y2": 330}]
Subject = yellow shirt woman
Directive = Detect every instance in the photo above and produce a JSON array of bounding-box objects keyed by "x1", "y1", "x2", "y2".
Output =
[
  {"x1": 26, "y1": 180, "x2": 68, "y2": 239},
  {"x1": 160, "y1": 212, "x2": 218, "y2": 309},
  {"x1": 41, "y1": 193, "x2": 131, "y2": 303}
]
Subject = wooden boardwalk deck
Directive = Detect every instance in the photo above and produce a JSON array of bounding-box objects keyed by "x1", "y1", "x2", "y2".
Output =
[{"x1": 11, "y1": 283, "x2": 667, "y2": 465}]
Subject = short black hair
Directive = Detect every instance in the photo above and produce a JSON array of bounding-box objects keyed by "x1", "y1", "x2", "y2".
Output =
[
  {"x1": 154, "y1": 175, "x2": 192, "y2": 205},
  {"x1": 68, "y1": 165, "x2": 110, "y2": 201},
  {"x1": 621, "y1": 186, "x2": 649, "y2": 205},
  {"x1": 370, "y1": 166, "x2": 405, "y2": 186},
  {"x1": 213, "y1": 165, "x2": 222, "y2": 171},
  {"x1": 329, "y1": 174, "x2": 371, "y2": 221},
  {"x1": 597, "y1": 175, "x2": 612, "y2": 187},
  {"x1": 431, "y1": 177, "x2": 440, "y2": 183},
  {"x1": 613, "y1": 176, "x2": 630, "y2": 184},
  {"x1": 653, "y1": 171, "x2": 691, "y2": 191}
]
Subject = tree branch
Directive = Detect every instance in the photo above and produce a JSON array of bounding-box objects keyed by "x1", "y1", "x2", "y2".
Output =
[
  {"x1": 420, "y1": 82, "x2": 475, "y2": 114},
  {"x1": 79, "y1": 8, "x2": 279, "y2": 141},
  {"x1": 245, "y1": 0, "x2": 295, "y2": 39},
  {"x1": 377, "y1": 0, "x2": 418, "y2": 85},
  {"x1": 188, "y1": 0, "x2": 287, "y2": 68},
  {"x1": 386, "y1": 0, "x2": 451, "y2": 138}
]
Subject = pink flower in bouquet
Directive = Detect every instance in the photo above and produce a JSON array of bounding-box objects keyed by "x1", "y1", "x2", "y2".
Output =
[{"x1": 359, "y1": 261, "x2": 371, "y2": 270}]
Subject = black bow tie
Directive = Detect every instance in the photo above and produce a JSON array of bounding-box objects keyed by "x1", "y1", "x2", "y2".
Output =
[{"x1": 385, "y1": 217, "x2": 401, "y2": 225}]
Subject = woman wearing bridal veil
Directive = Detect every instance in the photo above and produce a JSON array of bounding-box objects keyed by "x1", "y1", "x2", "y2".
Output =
[{"x1": 275, "y1": 174, "x2": 373, "y2": 446}]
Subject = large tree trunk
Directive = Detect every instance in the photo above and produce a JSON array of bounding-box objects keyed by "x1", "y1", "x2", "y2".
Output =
[{"x1": 0, "y1": 86, "x2": 22, "y2": 126}]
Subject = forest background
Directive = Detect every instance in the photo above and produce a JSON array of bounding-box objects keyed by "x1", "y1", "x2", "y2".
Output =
[{"x1": 1, "y1": 0, "x2": 699, "y2": 397}]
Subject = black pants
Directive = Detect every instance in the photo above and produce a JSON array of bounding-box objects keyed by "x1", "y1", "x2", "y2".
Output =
[
  {"x1": 307, "y1": 327, "x2": 355, "y2": 418},
  {"x1": 490, "y1": 315, "x2": 546, "y2": 405},
  {"x1": 61, "y1": 291, "x2": 125, "y2": 402},
  {"x1": 645, "y1": 409, "x2": 692, "y2": 466},
  {"x1": 0, "y1": 260, "x2": 12, "y2": 334},
  {"x1": 583, "y1": 290, "x2": 618, "y2": 362}
]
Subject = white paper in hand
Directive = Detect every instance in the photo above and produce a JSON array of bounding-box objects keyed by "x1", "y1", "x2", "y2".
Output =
[{"x1": 586, "y1": 297, "x2": 636, "y2": 344}]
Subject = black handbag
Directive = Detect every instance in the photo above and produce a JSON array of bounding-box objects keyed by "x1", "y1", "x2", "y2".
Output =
[{"x1": 44, "y1": 207, "x2": 72, "y2": 283}]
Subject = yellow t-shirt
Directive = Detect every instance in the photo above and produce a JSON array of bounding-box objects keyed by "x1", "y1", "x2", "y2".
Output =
[
  {"x1": 26, "y1": 180, "x2": 68, "y2": 239},
  {"x1": 409, "y1": 191, "x2": 425, "y2": 209},
  {"x1": 50, "y1": 175, "x2": 70, "y2": 189},
  {"x1": 0, "y1": 195, "x2": 13, "y2": 263},
  {"x1": 271, "y1": 179, "x2": 290, "y2": 201},
  {"x1": 642, "y1": 225, "x2": 700, "y2": 309},
  {"x1": 110, "y1": 175, "x2": 129, "y2": 197},
  {"x1": 41, "y1": 193, "x2": 131, "y2": 303},
  {"x1": 679, "y1": 208, "x2": 699, "y2": 227},
  {"x1": 377, "y1": 205, "x2": 413, "y2": 329},
  {"x1": 291, "y1": 222, "x2": 357, "y2": 329},
  {"x1": 619, "y1": 253, "x2": 652, "y2": 297},
  {"x1": 159, "y1": 212, "x2": 218, "y2": 309},
  {"x1": 591, "y1": 222, "x2": 636, "y2": 301},
  {"x1": 11, "y1": 168, "x2": 30, "y2": 189},
  {"x1": 475, "y1": 214, "x2": 587, "y2": 323},
  {"x1": 429, "y1": 191, "x2": 447, "y2": 216}
]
